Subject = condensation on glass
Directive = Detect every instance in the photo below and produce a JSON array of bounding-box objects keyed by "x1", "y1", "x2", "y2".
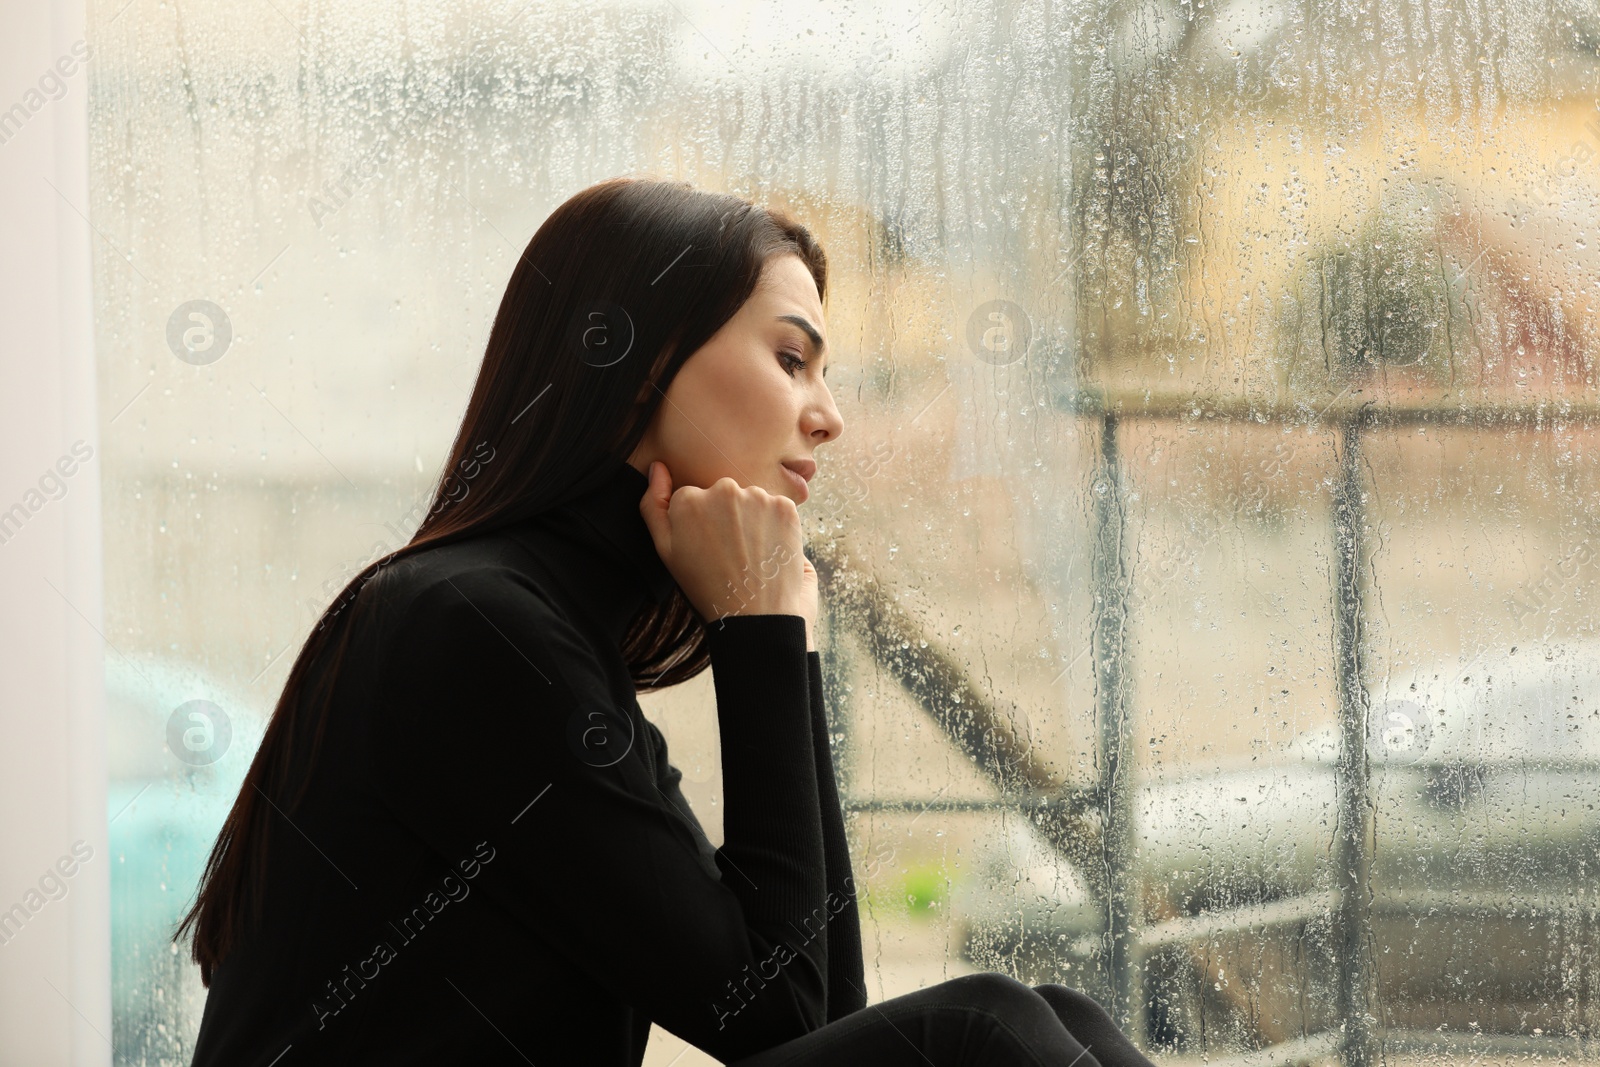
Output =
[{"x1": 91, "y1": 0, "x2": 1600, "y2": 1063}]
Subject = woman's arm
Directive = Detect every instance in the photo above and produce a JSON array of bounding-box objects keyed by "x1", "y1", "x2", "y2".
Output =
[
  {"x1": 369, "y1": 569, "x2": 829, "y2": 1062},
  {"x1": 644, "y1": 649, "x2": 867, "y2": 1023},
  {"x1": 807, "y1": 649, "x2": 868, "y2": 1021},
  {"x1": 639, "y1": 714, "x2": 722, "y2": 879}
]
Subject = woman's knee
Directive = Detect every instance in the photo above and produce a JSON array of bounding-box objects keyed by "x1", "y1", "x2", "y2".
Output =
[
  {"x1": 1032, "y1": 984, "x2": 1158, "y2": 1066},
  {"x1": 941, "y1": 972, "x2": 1039, "y2": 1010},
  {"x1": 934, "y1": 974, "x2": 1104, "y2": 1064},
  {"x1": 1033, "y1": 982, "x2": 1114, "y2": 1022},
  {"x1": 938, "y1": 971, "x2": 1066, "y2": 1030}
]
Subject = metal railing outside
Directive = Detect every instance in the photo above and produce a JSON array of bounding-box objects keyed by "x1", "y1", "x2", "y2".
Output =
[{"x1": 818, "y1": 385, "x2": 1600, "y2": 1067}]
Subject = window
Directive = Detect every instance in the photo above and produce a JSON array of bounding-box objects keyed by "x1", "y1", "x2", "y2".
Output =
[{"x1": 89, "y1": 1, "x2": 1600, "y2": 1062}]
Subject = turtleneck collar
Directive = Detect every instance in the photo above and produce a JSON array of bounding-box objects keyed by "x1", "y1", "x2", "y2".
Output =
[{"x1": 501, "y1": 455, "x2": 678, "y2": 648}]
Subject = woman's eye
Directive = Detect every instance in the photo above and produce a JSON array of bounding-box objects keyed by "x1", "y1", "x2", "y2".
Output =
[{"x1": 778, "y1": 349, "x2": 810, "y2": 375}]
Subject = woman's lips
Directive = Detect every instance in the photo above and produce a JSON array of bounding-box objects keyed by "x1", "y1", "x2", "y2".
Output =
[{"x1": 780, "y1": 462, "x2": 810, "y2": 502}]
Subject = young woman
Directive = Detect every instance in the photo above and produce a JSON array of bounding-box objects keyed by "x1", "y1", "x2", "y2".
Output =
[{"x1": 178, "y1": 176, "x2": 1159, "y2": 1066}]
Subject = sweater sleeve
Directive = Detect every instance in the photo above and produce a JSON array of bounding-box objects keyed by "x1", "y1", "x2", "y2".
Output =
[
  {"x1": 368, "y1": 574, "x2": 829, "y2": 1062},
  {"x1": 641, "y1": 649, "x2": 866, "y2": 1021},
  {"x1": 807, "y1": 650, "x2": 868, "y2": 1020},
  {"x1": 638, "y1": 714, "x2": 722, "y2": 878}
]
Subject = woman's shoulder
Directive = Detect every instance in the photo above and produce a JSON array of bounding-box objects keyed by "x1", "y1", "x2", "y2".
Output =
[{"x1": 355, "y1": 531, "x2": 579, "y2": 651}]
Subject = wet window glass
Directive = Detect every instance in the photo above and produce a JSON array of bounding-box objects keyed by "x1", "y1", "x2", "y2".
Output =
[{"x1": 95, "y1": 1, "x2": 1600, "y2": 1062}]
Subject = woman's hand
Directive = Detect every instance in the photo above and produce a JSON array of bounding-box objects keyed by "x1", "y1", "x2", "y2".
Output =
[{"x1": 639, "y1": 460, "x2": 817, "y2": 651}]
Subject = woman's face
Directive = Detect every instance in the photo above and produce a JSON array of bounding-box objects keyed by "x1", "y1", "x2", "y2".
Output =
[{"x1": 627, "y1": 252, "x2": 844, "y2": 504}]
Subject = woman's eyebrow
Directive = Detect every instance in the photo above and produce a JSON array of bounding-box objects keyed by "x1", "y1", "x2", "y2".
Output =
[{"x1": 777, "y1": 314, "x2": 826, "y2": 357}]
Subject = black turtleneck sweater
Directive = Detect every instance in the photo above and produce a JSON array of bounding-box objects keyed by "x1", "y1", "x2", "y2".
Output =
[{"x1": 188, "y1": 456, "x2": 866, "y2": 1066}]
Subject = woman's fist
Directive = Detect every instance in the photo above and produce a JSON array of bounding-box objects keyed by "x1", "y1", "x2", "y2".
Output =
[{"x1": 638, "y1": 460, "x2": 817, "y2": 650}]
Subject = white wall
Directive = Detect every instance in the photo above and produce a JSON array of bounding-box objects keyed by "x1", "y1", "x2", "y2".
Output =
[{"x1": 0, "y1": 0, "x2": 110, "y2": 1063}]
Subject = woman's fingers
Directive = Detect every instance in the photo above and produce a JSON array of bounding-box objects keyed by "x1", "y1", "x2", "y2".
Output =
[
  {"x1": 638, "y1": 460, "x2": 675, "y2": 560},
  {"x1": 637, "y1": 462, "x2": 813, "y2": 630}
]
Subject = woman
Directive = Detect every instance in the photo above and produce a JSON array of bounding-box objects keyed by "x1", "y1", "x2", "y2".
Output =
[{"x1": 178, "y1": 176, "x2": 1159, "y2": 1066}]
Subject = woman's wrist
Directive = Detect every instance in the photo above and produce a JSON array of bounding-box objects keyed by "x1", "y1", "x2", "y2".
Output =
[{"x1": 706, "y1": 607, "x2": 816, "y2": 651}]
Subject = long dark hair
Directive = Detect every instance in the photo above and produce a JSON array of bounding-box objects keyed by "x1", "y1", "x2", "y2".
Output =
[{"x1": 176, "y1": 176, "x2": 829, "y2": 985}]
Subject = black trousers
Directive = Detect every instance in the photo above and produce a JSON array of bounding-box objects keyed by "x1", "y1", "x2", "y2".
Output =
[{"x1": 726, "y1": 973, "x2": 1159, "y2": 1067}]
